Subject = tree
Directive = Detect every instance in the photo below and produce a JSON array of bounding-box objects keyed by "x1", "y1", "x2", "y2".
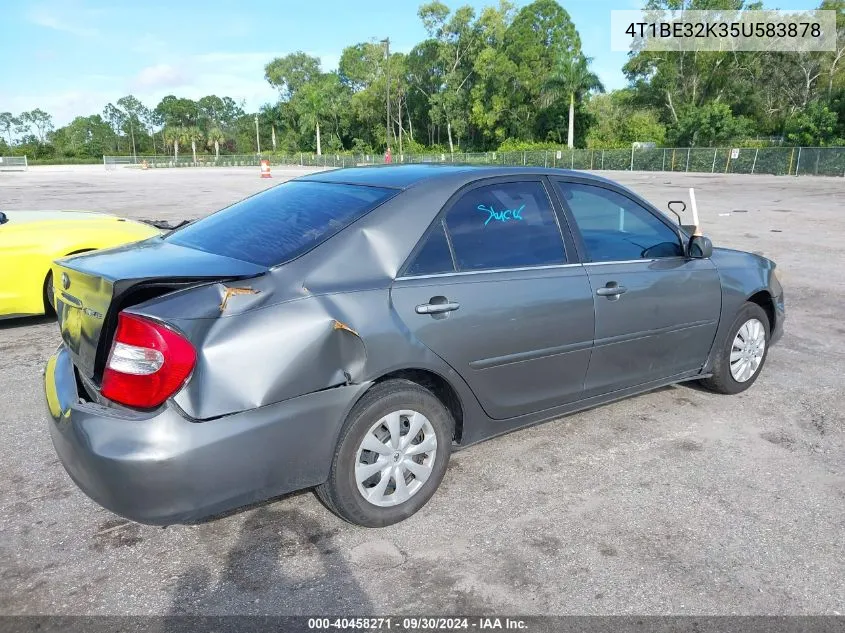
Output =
[
  {"x1": 206, "y1": 127, "x2": 225, "y2": 159},
  {"x1": 19, "y1": 109, "x2": 54, "y2": 144},
  {"x1": 585, "y1": 92, "x2": 666, "y2": 148},
  {"x1": 624, "y1": 1, "x2": 763, "y2": 127},
  {"x1": 417, "y1": 1, "x2": 480, "y2": 152},
  {"x1": 103, "y1": 103, "x2": 126, "y2": 152},
  {"x1": 185, "y1": 126, "x2": 203, "y2": 162},
  {"x1": 820, "y1": 0, "x2": 845, "y2": 96},
  {"x1": 116, "y1": 95, "x2": 149, "y2": 160},
  {"x1": 57, "y1": 115, "x2": 114, "y2": 157},
  {"x1": 503, "y1": 0, "x2": 582, "y2": 142},
  {"x1": 541, "y1": 56, "x2": 603, "y2": 148},
  {"x1": 265, "y1": 52, "x2": 322, "y2": 100},
  {"x1": 145, "y1": 108, "x2": 164, "y2": 155},
  {"x1": 784, "y1": 102, "x2": 841, "y2": 145},
  {"x1": 293, "y1": 74, "x2": 337, "y2": 155},
  {"x1": 154, "y1": 96, "x2": 199, "y2": 128},
  {"x1": 467, "y1": 2, "x2": 518, "y2": 147},
  {"x1": 197, "y1": 95, "x2": 226, "y2": 129},
  {"x1": 0, "y1": 112, "x2": 15, "y2": 146},
  {"x1": 669, "y1": 102, "x2": 756, "y2": 147},
  {"x1": 163, "y1": 126, "x2": 183, "y2": 160}
]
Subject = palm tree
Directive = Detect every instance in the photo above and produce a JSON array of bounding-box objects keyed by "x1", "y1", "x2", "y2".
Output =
[
  {"x1": 541, "y1": 55, "x2": 604, "y2": 149},
  {"x1": 163, "y1": 126, "x2": 183, "y2": 160},
  {"x1": 185, "y1": 126, "x2": 203, "y2": 163},
  {"x1": 296, "y1": 81, "x2": 327, "y2": 156},
  {"x1": 206, "y1": 127, "x2": 225, "y2": 160}
]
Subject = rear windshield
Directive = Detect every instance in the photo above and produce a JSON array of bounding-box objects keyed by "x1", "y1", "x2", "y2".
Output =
[{"x1": 166, "y1": 180, "x2": 396, "y2": 267}]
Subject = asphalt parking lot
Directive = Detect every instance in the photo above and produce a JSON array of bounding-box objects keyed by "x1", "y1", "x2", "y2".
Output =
[{"x1": 1, "y1": 165, "x2": 843, "y2": 615}]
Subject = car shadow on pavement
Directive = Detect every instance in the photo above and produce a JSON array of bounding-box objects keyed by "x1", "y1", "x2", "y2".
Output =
[
  {"x1": 0, "y1": 315, "x2": 55, "y2": 330},
  {"x1": 167, "y1": 505, "x2": 372, "y2": 619}
]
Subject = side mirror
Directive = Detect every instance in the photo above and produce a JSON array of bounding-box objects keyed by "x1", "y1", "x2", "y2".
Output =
[{"x1": 688, "y1": 235, "x2": 713, "y2": 259}]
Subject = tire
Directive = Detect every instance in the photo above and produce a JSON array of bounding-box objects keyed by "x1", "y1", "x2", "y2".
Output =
[
  {"x1": 43, "y1": 271, "x2": 56, "y2": 317},
  {"x1": 699, "y1": 302, "x2": 770, "y2": 395},
  {"x1": 316, "y1": 379, "x2": 453, "y2": 527}
]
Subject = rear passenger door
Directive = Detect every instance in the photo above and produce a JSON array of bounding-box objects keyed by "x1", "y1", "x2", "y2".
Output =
[
  {"x1": 391, "y1": 178, "x2": 595, "y2": 420},
  {"x1": 553, "y1": 179, "x2": 722, "y2": 396}
]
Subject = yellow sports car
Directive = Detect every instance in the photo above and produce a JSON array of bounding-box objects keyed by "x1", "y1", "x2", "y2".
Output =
[{"x1": 0, "y1": 210, "x2": 161, "y2": 318}]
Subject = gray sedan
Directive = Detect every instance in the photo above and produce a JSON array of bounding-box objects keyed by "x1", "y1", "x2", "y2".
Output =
[{"x1": 44, "y1": 166, "x2": 784, "y2": 527}]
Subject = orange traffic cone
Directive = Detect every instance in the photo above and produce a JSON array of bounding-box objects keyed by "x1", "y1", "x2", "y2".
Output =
[{"x1": 260, "y1": 159, "x2": 272, "y2": 178}]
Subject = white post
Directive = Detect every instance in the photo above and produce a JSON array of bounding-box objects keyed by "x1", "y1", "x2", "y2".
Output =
[
  {"x1": 662, "y1": 149, "x2": 666, "y2": 171},
  {"x1": 544, "y1": 150, "x2": 547, "y2": 168},
  {"x1": 751, "y1": 148, "x2": 759, "y2": 174},
  {"x1": 630, "y1": 146, "x2": 634, "y2": 171},
  {"x1": 689, "y1": 187, "x2": 701, "y2": 236},
  {"x1": 24, "y1": 155, "x2": 28, "y2": 170},
  {"x1": 686, "y1": 148, "x2": 691, "y2": 172},
  {"x1": 601, "y1": 150, "x2": 605, "y2": 169},
  {"x1": 523, "y1": 151, "x2": 526, "y2": 166},
  {"x1": 795, "y1": 147, "x2": 802, "y2": 176},
  {"x1": 711, "y1": 149, "x2": 718, "y2": 173}
]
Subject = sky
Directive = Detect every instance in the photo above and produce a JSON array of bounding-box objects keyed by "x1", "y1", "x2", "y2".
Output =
[{"x1": 0, "y1": 0, "x2": 821, "y2": 126}]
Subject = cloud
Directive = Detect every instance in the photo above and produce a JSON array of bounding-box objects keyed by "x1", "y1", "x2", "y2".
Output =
[
  {"x1": 9, "y1": 49, "x2": 346, "y2": 126},
  {"x1": 131, "y1": 64, "x2": 188, "y2": 91},
  {"x1": 132, "y1": 33, "x2": 169, "y2": 54},
  {"x1": 0, "y1": 89, "x2": 114, "y2": 127},
  {"x1": 26, "y1": 4, "x2": 99, "y2": 38}
]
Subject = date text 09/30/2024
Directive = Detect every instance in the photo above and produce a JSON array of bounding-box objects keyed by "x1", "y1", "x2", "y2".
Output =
[{"x1": 307, "y1": 617, "x2": 528, "y2": 630}]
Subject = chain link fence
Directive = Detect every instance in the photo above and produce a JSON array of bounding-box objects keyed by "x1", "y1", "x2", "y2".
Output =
[
  {"x1": 103, "y1": 147, "x2": 845, "y2": 176},
  {"x1": 0, "y1": 155, "x2": 28, "y2": 171}
]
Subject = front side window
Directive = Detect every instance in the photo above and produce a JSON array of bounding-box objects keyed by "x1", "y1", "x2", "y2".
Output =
[
  {"x1": 442, "y1": 181, "x2": 566, "y2": 272},
  {"x1": 166, "y1": 181, "x2": 396, "y2": 267},
  {"x1": 556, "y1": 182, "x2": 683, "y2": 262}
]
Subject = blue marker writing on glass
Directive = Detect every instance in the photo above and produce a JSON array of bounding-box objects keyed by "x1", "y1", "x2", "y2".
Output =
[{"x1": 476, "y1": 204, "x2": 525, "y2": 226}]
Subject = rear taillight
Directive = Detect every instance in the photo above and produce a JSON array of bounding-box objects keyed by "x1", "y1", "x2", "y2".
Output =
[{"x1": 101, "y1": 313, "x2": 196, "y2": 408}]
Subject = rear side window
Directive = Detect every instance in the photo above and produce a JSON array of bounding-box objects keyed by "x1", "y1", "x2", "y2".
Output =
[
  {"x1": 166, "y1": 181, "x2": 396, "y2": 267},
  {"x1": 405, "y1": 221, "x2": 455, "y2": 276},
  {"x1": 443, "y1": 181, "x2": 566, "y2": 271}
]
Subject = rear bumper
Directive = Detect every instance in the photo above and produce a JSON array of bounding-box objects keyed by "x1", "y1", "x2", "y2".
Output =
[{"x1": 45, "y1": 345, "x2": 368, "y2": 525}]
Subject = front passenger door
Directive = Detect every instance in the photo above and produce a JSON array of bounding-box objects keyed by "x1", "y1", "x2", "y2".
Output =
[{"x1": 555, "y1": 180, "x2": 722, "y2": 396}]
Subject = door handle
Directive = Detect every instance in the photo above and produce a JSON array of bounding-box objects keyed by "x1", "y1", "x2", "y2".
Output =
[
  {"x1": 416, "y1": 301, "x2": 460, "y2": 315},
  {"x1": 596, "y1": 283, "x2": 627, "y2": 297}
]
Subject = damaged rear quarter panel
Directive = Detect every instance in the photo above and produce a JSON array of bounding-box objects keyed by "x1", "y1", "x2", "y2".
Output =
[{"x1": 128, "y1": 179, "x2": 477, "y2": 421}]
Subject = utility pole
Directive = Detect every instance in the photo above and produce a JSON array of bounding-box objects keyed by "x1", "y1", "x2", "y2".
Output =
[
  {"x1": 381, "y1": 37, "x2": 390, "y2": 151},
  {"x1": 254, "y1": 114, "x2": 261, "y2": 155}
]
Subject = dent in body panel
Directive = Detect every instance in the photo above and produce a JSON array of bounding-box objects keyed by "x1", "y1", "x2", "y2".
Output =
[
  {"x1": 125, "y1": 191, "x2": 467, "y2": 421},
  {"x1": 160, "y1": 293, "x2": 369, "y2": 420}
]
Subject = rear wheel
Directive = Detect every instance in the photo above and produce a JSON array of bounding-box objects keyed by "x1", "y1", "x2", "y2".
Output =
[
  {"x1": 699, "y1": 302, "x2": 770, "y2": 394},
  {"x1": 316, "y1": 380, "x2": 453, "y2": 527}
]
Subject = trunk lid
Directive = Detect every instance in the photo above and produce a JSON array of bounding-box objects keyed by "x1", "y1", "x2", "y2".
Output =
[{"x1": 54, "y1": 237, "x2": 266, "y2": 381}]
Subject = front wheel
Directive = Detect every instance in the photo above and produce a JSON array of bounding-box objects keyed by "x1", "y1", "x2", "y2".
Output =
[
  {"x1": 43, "y1": 271, "x2": 56, "y2": 316},
  {"x1": 316, "y1": 380, "x2": 453, "y2": 527},
  {"x1": 699, "y1": 302, "x2": 770, "y2": 394}
]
